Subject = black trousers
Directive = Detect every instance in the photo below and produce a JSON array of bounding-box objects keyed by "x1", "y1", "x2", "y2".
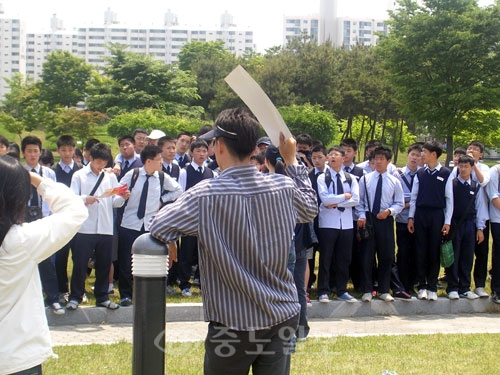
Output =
[
  {"x1": 318, "y1": 228, "x2": 353, "y2": 296},
  {"x1": 69, "y1": 233, "x2": 113, "y2": 304},
  {"x1": 38, "y1": 256, "x2": 59, "y2": 305},
  {"x1": 204, "y1": 314, "x2": 299, "y2": 375},
  {"x1": 396, "y1": 222, "x2": 417, "y2": 293},
  {"x1": 446, "y1": 219, "x2": 475, "y2": 294},
  {"x1": 360, "y1": 215, "x2": 395, "y2": 294},
  {"x1": 473, "y1": 220, "x2": 490, "y2": 288},
  {"x1": 9, "y1": 364, "x2": 42, "y2": 375},
  {"x1": 178, "y1": 235, "x2": 198, "y2": 290},
  {"x1": 118, "y1": 226, "x2": 146, "y2": 300},
  {"x1": 54, "y1": 237, "x2": 75, "y2": 294},
  {"x1": 489, "y1": 222, "x2": 500, "y2": 294},
  {"x1": 414, "y1": 208, "x2": 443, "y2": 292}
]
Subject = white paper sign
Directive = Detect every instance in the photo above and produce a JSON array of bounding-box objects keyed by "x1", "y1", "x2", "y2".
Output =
[{"x1": 224, "y1": 65, "x2": 293, "y2": 146}]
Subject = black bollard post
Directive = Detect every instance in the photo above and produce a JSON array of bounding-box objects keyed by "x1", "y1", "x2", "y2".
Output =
[{"x1": 132, "y1": 233, "x2": 169, "y2": 375}]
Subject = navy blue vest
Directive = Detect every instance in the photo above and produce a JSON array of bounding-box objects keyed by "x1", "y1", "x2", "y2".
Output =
[
  {"x1": 416, "y1": 167, "x2": 451, "y2": 209},
  {"x1": 52, "y1": 163, "x2": 82, "y2": 187},
  {"x1": 119, "y1": 158, "x2": 143, "y2": 181},
  {"x1": 452, "y1": 178, "x2": 477, "y2": 222},
  {"x1": 185, "y1": 164, "x2": 213, "y2": 191},
  {"x1": 163, "y1": 163, "x2": 180, "y2": 181}
]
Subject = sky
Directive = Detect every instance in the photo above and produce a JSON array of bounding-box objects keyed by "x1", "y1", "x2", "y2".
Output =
[{"x1": 1, "y1": 0, "x2": 496, "y2": 52}]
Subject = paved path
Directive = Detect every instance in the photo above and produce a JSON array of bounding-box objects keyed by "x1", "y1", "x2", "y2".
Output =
[{"x1": 50, "y1": 313, "x2": 500, "y2": 346}]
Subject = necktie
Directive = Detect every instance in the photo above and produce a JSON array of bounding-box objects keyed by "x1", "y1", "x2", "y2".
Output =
[
  {"x1": 166, "y1": 164, "x2": 171, "y2": 175},
  {"x1": 372, "y1": 174, "x2": 382, "y2": 214},
  {"x1": 336, "y1": 173, "x2": 345, "y2": 212},
  {"x1": 124, "y1": 160, "x2": 130, "y2": 170},
  {"x1": 316, "y1": 171, "x2": 323, "y2": 177},
  {"x1": 30, "y1": 168, "x2": 39, "y2": 207},
  {"x1": 179, "y1": 155, "x2": 184, "y2": 167},
  {"x1": 198, "y1": 166, "x2": 203, "y2": 174},
  {"x1": 137, "y1": 175, "x2": 150, "y2": 219},
  {"x1": 464, "y1": 181, "x2": 469, "y2": 187},
  {"x1": 409, "y1": 173, "x2": 415, "y2": 188},
  {"x1": 344, "y1": 166, "x2": 350, "y2": 173}
]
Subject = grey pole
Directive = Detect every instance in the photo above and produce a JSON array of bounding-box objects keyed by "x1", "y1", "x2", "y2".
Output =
[{"x1": 132, "y1": 233, "x2": 169, "y2": 375}]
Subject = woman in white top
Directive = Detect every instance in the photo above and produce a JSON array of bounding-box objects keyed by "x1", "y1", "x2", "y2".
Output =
[{"x1": 0, "y1": 155, "x2": 88, "y2": 375}]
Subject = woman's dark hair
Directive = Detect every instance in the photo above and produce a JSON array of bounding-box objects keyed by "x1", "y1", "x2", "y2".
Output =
[
  {"x1": 265, "y1": 145, "x2": 286, "y2": 175},
  {"x1": 0, "y1": 155, "x2": 31, "y2": 244}
]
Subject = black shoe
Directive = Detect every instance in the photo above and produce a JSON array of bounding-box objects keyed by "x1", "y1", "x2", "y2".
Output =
[
  {"x1": 394, "y1": 291, "x2": 413, "y2": 300},
  {"x1": 492, "y1": 292, "x2": 500, "y2": 305},
  {"x1": 120, "y1": 298, "x2": 133, "y2": 307}
]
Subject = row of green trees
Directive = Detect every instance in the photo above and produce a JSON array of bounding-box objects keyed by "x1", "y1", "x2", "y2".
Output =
[{"x1": 2, "y1": 0, "x2": 500, "y2": 164}]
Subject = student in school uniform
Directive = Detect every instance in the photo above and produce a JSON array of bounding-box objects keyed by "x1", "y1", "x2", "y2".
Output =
[
  {"x1": 408, "y1": 141, "x2": 453, "y2": 301},
  {"x1": 67, "y1": 143, "x2": 129, "y2": 310},
  {"x1": 158, "y1": 135, "x2": 180, "y2": 181},
  {"x1": 117, "y1": 145, "x2": 182, "y2": 306},
  {"x1": 177, "y1": 139, "x2": 214, "y2": 296},
  {"x1": 21, "y1": 135, "x2": 63, "y2": 315},
  {"x1": 175, "y1": 131, "x2": 193, "y2": 168},
  {"x1": 317, "y1": 146, "x2": 360, "y2": 303},
  {"x1": 393, "y1": 143, "x2": 422, "y2": 294},
  {"x1": 485, "y1": 162, "x2": 500, "y2": 305},
  {"x1": 112, "y1": 135, "x2": 143, "y2": 182},
  {"x1": 357, "y1": 147, "x2": 404, "y2": 302},
  {"x1": 51, "y1": 135, "x2": 83, "y2": 304},
  {"x1": 446, "y1": 155, "x2": 488, "y2": 300}
]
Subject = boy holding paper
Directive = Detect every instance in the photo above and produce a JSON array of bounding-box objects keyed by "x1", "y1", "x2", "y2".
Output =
[{"x1": 67, "y1": 143, "x2": 129, "y2": 310}]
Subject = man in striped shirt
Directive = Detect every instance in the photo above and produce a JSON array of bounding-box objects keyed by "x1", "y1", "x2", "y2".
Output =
[{"x1": 150, "y1": 108, "x2": 318, "y2": 375}]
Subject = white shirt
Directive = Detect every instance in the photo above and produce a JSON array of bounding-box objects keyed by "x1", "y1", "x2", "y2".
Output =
[
  {"x1": 317, "y1": 168, "x2": 359, "y2": 229},
  {"x1": 0, "y1": 179, "x2": 87, "y2": 375},
  {"x1": 24, "y1": 164, "x2": 56, "y2": 217},
  {"x1": 70, "y1": 164, "x2": 125, "y2": 235},
  {"x1": 178, "y1": 161, "x2": 205, "y2": 192},
  {"x1": 120, "y1": 168, "x2": 182, "y2": 231}
]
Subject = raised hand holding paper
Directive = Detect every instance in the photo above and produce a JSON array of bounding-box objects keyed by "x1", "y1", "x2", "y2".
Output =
[{"x1": 224, "y1": 65, "x2": 293, "y2": 146}]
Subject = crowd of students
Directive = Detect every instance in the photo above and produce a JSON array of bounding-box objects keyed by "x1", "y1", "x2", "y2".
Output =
[{"x1": 1, "y1": 130, "x2": 499, "y2": 321}]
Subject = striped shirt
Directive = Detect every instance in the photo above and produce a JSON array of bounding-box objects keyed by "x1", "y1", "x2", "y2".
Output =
[{"x1": 150, "y1": 164, "x2": 318, "y2": 330}]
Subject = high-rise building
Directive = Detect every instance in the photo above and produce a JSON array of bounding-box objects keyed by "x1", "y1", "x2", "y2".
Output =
[{"x1": 0, "y1": 8, "x2": 25, "y2": 98}]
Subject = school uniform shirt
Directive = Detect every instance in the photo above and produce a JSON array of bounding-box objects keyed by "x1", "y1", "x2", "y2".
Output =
[
  {"x1": 408, "y1": 164, "x2": 454, "y2": 225},
  {"x1": 0, "y1": 179, "x2": 87, "y2": 375},
  {"x1": 175, "y1": 153, "x2": 191, "y2": 168},
  {"x1": 178, "y1": 161, "x2": 212, "y2": 192},
  {"x1": 317, "y1": 168, "x2": 359, "y2": 229},
  {"x1": 24, "y1": 164, "x2": 57, "y2": 217},
  {"x1": 70, "y1": 164, "x2": 125, "y2": 235},
  {"x1": 120, "y1": 168, "x2": 182, "y2": 231},
  {"x1": 356, "y1": 170, "x2": 404, "y2": 220},
  {"x1": 52, "y1": 160, "x2": 82, "y2": 187},
  {"x1": 162, "y1": 160, "x2": 180, "y2": 181},
  {"x1": 486, "y1": 166, "x2": 500, "y2": 224},
  {"x1": 393, "y1": 166, "x2": 420, "y2": 224},
  {"x1": 453, "y1": 176, "x2": 487, "y2": 230}
]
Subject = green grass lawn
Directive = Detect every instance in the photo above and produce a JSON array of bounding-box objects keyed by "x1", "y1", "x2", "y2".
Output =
[{"x1": 44, "y1": 334, "x2": 500, "y2": 374}]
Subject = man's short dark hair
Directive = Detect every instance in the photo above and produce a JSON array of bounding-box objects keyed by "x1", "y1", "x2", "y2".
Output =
[
  {"x1": 214, "y1": 108, "x2": 261, "y2": 160},
  {"x1": 90, "y1": 143, "x2": 112, "y2": 162},
  {"x1": 327, "y1": 146, "x2": 345, "y2": 156},
  {"x1": 312, "y1": 145, "x2": 326, "y2": 155},
  {"x1": 340, "y1": 138, "x2": 358, "y2": 151},
  {"x1": 140, "y1": 145, "x2": 161, "y2": 164},
  {"x1": 190, "y1": 139, "x2": 209, "y2": 152},
  {"x1": 407, "y1": 143, "x2": 422, "y2": 154},
  {"x1": 458, "y1": 154, "x2": 475, "y2": 167},
  {"x1": 21, "y1": 135, "x2": 42, "y2": 153},
  {"x1": 177, "y1": 131, "x2": 192, "y2": 139},
  {"x1": 198, "y1": 124, "x2": 215, "y2": 137},
  {"x1": 118, "y1": 135, "x2": 135, "y2": 146},
  {"x1": 365, "y1": 140, "x2": 382, "y2": 150},
  {"x1": 468, "y1": 140, "x2": 484, "y2": 153},
  {"x1": 40, "y1": 149, "x2": 54, "y2": 166},
  {"x1": 84, "y1": 138, "x2": 100, "y2": 151},
  {"x1": 133, "y1": 128, "x2": 149, "y2": 137},
  {"x1": 422, "y1": 141, "x2": 443, "y2": 158},
  {"x1": 158, "y1": 136, "x2": 176, "y2": 148},
  {"x1": 373, "y1": 146, "x2": 393, "y2": 160},
  {"x1": 0, "y1": 135, "x2": 9, "y2": 149},
  {"x1": 296, "y1": 134, "x2": 313, "y2": 147},
  {"x1": 56, "y1": 135, "x2": 76, "y2": 149},
  {"x1": 454, "y1": 147, "x2": 467, "y2": 156}
]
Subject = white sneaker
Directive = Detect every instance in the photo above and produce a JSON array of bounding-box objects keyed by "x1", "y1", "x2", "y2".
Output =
[
  {"x1": 318, "y1": 294, "x2": 330, "y2": 303},
  {"x1": 379, "y1": 293, "x2": 394, "y2": 302},
  {"x1": 181, "y1": 288, "x2": 192, "y2": 297},
  {"x1": 448, "y1": 291, "x2": 459, "y2": 300},
  {"x1": 417, "y1": 289, "x2": 427, "y2": 300},
  {"x1": 427, "y1": 291, "x2": 438, "y2": 301},
  {"x1": 361, "y1": 293, "x2": 372, "y2": 302},
  {"x1": 461, "y1": 291, "x2": 479, "y2": 300},
  {"x1": 51, "y1": 302, "x2": 65, "y2": 315},
  {"x1": 474, "y1": 287, "x2": 489, "y2": 298}
]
